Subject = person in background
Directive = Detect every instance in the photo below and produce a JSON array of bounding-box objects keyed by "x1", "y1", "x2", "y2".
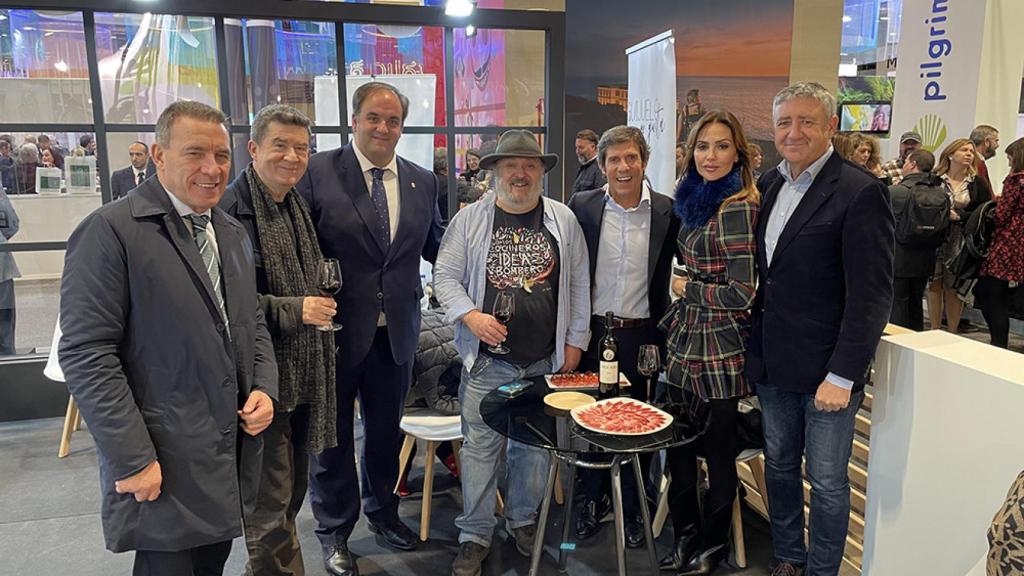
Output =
[
  {"x1": 433, "y1": 130, "x2": 590, "y2": 576},
  {"x1": 297, "y1": 81, "x2": 444, "y2": 576},
  {"x1": 850, "y1": 133, "x2": 883, "y2": 177},
  {"x1": 220, "y1": 104, "x2": 338, "y2": 576},
  {"x1": 58, "y1": 100, "x2": 278, "y2": 576},
  {"x1": 70, "y1": 146, "x2": 87, "y2": 157},
  {"x1": 37, "y1": 134, "x2": 64, "y2": 170},
  {"x1": 111, "y1": 141, "x2": 156, "y2": 201},
  {"x1": 987, "y1": 469, "x2": 1024, "y2": 574},
  {"x1": 749, "y1": 142, "x2": 764, "y2": 179},
  {"x1": 14, "y1": 143, "x2": 41, "y2": 194},
  {"x1": 0, "y1": 183, "x2": 19, "y2": 355},
  {"x1": 40, "y1": 148, "x2": 56, "y2": 168},
  {"x1": 748, "y1": 82, "x2": 893, "y2": 576},
  {"x1": 830, "y1": 132, "x2": 856, "y2": 163},
  {"x1": 461, "y1": 148, "x2": 482, "y2": 183},
  {"x1": 929, "y1": 138, "x2": 991, "y2": 334},
  {"x1": 676, "y1": 142, "x2": 687, "y2": 183},
  {"x1": 573, "y1": 128, "x2": 606, "y2": 195},
  {"x1": 879, "y1": 131, "x2": 922, "y2": 185},
  {"x1": 434, "y1": 147, "x2": 450, "y2": 224},
  {"x1": 888, "y1": 149, "x2": 944, "y2": 331},
  {"x1": 970, "y1": 124, "x2": 1000, "y2": 195},
  {"x1": 80, "y1": 134, "x2": 97, "y2": 156},
  {"x1": 0, "y1": 140, "x2": 14, "y2": 192},
  {"x1": 568, "y1": 125, "x2": 679, "y2": 549},
  {"x1": 658, "y1": 110, "x2": 759, "y2": 575},
  {"x1": 974, "y1": 137, "x2": 1024, "y2": 349}
]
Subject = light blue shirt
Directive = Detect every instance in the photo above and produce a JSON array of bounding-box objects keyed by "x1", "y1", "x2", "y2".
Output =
[
  {"x1": 764, "y1": 146, "x2": 853, "y2": 391},
  {"x1": 593, "y1": 183, "x2": 651, "y2": 319},
  {"x1": 433, "y1": 193, "x2": 592, "y2": 372}
]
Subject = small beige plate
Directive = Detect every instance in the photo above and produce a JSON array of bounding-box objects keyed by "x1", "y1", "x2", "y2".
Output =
[{"x1": 544, "y1": 391, "x2": 596, "y2": 411}]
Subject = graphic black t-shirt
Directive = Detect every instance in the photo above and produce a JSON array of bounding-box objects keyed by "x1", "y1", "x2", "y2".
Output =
[{"x1": 479, "y1": 200, "x2": 560, "y2": 366}]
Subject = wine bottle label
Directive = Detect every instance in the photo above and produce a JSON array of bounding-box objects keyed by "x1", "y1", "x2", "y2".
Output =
[
  {"x1": 600, "y1": 361, "x2": 618, "y2": 384},
  {"x1": 602, "y1": 349, "x2": 615, "y2": 361}
]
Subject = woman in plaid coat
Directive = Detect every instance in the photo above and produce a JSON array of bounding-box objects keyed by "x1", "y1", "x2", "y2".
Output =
[{"x1": 657, "y1": 110, "x2": 759, "y2": 575}]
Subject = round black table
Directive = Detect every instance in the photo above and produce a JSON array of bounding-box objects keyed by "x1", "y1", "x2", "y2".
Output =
[{"x1": 480, "y1": 376, "x2": 706, "y2": 576}]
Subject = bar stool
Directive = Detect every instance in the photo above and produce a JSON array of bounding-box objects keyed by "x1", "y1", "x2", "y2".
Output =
[
  {"x1": 394, "y1": 409, "x2": 463, "y2": 541},
  {"x1": 45, "y1": 319, "x2": 83, "y2": 458}
]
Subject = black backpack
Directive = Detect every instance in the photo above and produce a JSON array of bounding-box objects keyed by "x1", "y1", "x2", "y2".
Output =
[{"x1": 895, "y1": 176, "x2": 951, "y2": 248}]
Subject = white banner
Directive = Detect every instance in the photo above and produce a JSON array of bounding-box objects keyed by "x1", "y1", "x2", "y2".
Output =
[
  {"x1": 314, "y1": 74, "x2": 437, "y2": 170},
  {"x1": 890, "y1": 0, "x2": 988, "y2": 153},
  {"x1": 627, "y1": 31, "x2": 676, "y2": 195}
]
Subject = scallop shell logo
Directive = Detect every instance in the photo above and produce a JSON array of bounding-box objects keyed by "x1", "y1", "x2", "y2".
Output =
[{"x1": 914, "y1": 114, "x2": 948, "y2": 152}]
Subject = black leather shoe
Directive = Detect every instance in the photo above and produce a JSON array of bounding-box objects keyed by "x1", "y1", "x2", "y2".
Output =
[
  {"x1": 575, "y1": 495, "x2": 611, "y2": 540},
  {"x1": 323, "y1": 543, "x2": 359, "y2": 576},
  {"x1": 625, "y1": 513, "x2": 645, "y2": 548},
  {"x1": 676, "y1": 544, "x2": 729, "y2": 576},
  {"x1": 367, "y1": 519, "x2": 418, "y2": 551},
  {"x1": 659, "y1": 526, "x2": 700, "y2": 571}
]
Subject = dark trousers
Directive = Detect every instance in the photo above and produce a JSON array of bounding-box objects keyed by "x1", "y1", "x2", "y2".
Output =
[
  {"x1": 665, "y1": 392, "x2": 738, "y2": 550},
  {"x1": 758, "y1": 384, "x2": 864, "y2": 574},
  {"x1": 0, "y1": 279, "x2": 15, "y2": 355},
  {"x1": 132, "y1": 540, "x2": 233, "y2": 576},
  {"x1": 309, "y1": 327, "x2": 411, "y2": 549},
  {"x1": 889, "y1": 276, "x2": 928, "y2": 332},
  {"x1": 578, "y1": 321, "x2": 659, "y2": 515},
  {"x1": 975, "y1": 275, "x2": 1014, "y2": 348},
  {"x1": 244, "y1": 405, "x2": 310, "y2": 576}
]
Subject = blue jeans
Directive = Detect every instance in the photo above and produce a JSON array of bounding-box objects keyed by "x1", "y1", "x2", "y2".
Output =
[
  {"x1": 758, "y1": 384, "x2": 864, "y2": 576},
  {"x1": 456, "y1": 354, "x2": 552, "y2": 547}
]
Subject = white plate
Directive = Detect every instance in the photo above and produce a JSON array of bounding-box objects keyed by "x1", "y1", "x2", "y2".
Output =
[
  {"x1": 570, "y1": 397, "x2": 673, "y2": 436},
  {"x1": 544, "y1": 372, "x2": 632, "y2": 391}
]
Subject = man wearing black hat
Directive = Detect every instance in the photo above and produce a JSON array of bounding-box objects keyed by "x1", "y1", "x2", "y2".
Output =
[
  {"x1": 433, "y1": 129, "x2": 591, "y2": 576},
  {"x1": 879, "y1": 130, "x2": 922, "y2": 185}
]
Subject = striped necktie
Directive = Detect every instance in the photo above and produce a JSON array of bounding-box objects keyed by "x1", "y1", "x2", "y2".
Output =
[
  {"x1": 188, "y1": 214, "x2": 230, "y2": 335},
  {"x1": 369, "y1": 167, "x2": 391, "y2": 247}
]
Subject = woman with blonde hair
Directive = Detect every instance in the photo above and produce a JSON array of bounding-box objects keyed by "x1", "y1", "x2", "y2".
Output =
[
  {"x1": 929, "y1": 137, "x2": 992, "y2": 332},
  {"x1": 658, "y1": 109, "x2": 759, "y2": 575}
]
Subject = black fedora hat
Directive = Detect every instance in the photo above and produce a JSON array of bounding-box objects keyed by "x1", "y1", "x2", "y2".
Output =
[{"x1": 478, "y1": 129, "x2": 559, "y2": 173}]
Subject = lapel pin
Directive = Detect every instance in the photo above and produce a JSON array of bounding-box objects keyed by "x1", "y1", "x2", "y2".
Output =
[{"x1": 411, "y1": 182, "x2": 416, "y2": 189}]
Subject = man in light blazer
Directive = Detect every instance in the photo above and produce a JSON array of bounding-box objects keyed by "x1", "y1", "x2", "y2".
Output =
[
  {"x1": 747, "y1": 82, "x2": 893, "y2": 576},
  {"x1": 59, "y1": 101, "x2": 278, "y2": 576},
  {"x1": 111, "y1": 140, "x2": 156, "y2": 200},
  {"x1": 296, "y1": 81, "x2": 444, "y2": 576},
  {"x1": 567, "y1": 125, "x2": 679, "y2": 547}
]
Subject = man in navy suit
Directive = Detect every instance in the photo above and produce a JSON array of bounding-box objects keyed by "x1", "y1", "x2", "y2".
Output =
[
  {"x1": 746, "y1": 82, "x2": 893, "y2": 576},
  {"x1": 111, "y1": 140, "x2": 156, "y2": 200},
  {"x1": 296, "y1": 81, "x2": 444, "y2": 576}
]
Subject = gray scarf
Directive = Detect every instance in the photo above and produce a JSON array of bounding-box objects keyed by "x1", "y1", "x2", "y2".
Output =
[{"x1": 246, "y1": 166, "x2": 336, "y2": 453}]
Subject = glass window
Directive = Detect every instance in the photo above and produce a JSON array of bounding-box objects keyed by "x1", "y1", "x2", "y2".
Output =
[
  {"x1": 1, "y1": 250, "x2": 63, "y2": 357},
  {"x1": 343, "y1": 23, "x2": 446, "y2": 127},
  {"x1": 454, "y1": 28, "x2": 545, "y2": 128},
  {"x1": 2, "y1": 131, "x2": 98, "y2": 198},
  {"x1": 94, "y1": 13, "x2": 220, "y2": 124},
  {"x1": 226, "y1": 19, "x2": 339, "y2": 126},
  {"x1": 0, "y1": 10, "x2": 92, "y2": 123}
]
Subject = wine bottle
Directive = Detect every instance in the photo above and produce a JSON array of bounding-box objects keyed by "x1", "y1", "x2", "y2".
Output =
[{"x1": 599, "y1": 311, "x2": 619, "y2": 399}]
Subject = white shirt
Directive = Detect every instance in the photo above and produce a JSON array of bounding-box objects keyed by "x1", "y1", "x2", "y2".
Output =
[
  {"x1": 132, "y1": 166, "x2": 147, "y2": 185},
  {"x1": 352, "y1": 140, "x2": 401, "y2": 240},
  {"x1": 592, "y1": 183, "x2": 652, "y2": 319}
]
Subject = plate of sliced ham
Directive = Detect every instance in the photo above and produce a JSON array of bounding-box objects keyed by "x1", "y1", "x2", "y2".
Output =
[{"x1": 570, "y1": 397, "x2": 673, "y2": 436}]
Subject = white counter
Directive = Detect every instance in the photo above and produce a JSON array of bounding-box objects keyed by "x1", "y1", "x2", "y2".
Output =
[
  {"x1": 863, "y1": 330, "x2": 1024, "y2": 574},
  {"x1": 8, "y1": 193, "x2": 102, "y2": 280}
]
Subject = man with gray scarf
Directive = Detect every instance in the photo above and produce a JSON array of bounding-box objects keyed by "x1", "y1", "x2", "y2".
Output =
[{"x1": 220, "y1": 104, "x2": 338, "y2": 576}]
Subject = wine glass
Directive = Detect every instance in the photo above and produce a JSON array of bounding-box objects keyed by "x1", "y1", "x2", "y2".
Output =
[
  {"x1": 488, "y1": 291, "x2": 514, "y2": 355},
  {"x1": 317, "y1": 258, "x2": 343, "y2": 332},
  {"x1": 637, "y1": 344, "x2": 660, "y2": 402}
]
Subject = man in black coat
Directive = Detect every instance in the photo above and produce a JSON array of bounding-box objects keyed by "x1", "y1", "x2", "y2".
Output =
[
  {"x1": 889, "y1": 149, "x2": 944, "y2": 331},
  {"x1": 296, "y1": 81, "x2": 444, "y2": 576},
  {"x1": 747, "y1": 82, "x2": 893, "y2": 576},
  {"x1": 111, "y1": 140, "x2": 157, "y2": 201},
  {"x1": 59, "y1": 101, "x2": 278, "y2": 576},
  {"x1": 567, "y1": 125, "x2": 678, "y2": 548},
  {"x1": 572, "y1": 129, "x2": 607, "y2": 195}
]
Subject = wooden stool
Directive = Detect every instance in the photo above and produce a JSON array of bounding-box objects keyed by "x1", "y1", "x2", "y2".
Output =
[
  {"x1": 44, "y1": 319, "x2": 83, "y2": 458},
  {"x1": 395, "y1": 410, "x2": 463, "y2": 541}
]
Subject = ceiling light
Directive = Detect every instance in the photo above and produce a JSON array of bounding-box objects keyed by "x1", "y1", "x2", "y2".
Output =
[
  {"x1": 842, "y1": 15, "x2": 852, "y2": 23},
  {"x1": 446, "y1": 0, "x2": 475, "y2": 17},
  {"x1": 465, "y1": 24, "x2": 476, "y2": 37}
]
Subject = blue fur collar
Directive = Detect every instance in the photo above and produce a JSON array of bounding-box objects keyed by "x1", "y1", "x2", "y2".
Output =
[{"x1": 673, "y1": 165, "x2": 743, "y2": 230}]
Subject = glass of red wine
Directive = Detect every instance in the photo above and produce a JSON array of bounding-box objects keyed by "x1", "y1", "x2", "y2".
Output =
[
  {"x1": 488, "y1": 290, "x2": 514, "y2": 354},
  {"x1": 317, "y1": 258, "x2": 343, "y2": 332}
]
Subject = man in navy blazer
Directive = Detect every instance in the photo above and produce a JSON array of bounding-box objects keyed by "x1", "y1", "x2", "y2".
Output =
[
  {"x1": 746, "y1": 82, "x2": 893, "y2": 576},
  {"x1": 110, "y1": 140, "x2": 156, "y2": 200},
  {"x1": 296, "y1": 81, "x2": 443, "y2": 576}
]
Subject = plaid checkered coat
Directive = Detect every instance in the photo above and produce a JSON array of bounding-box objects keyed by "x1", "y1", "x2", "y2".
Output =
[{"x1": 658, "y1": 199, "x2": 759, "y2": 400}]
